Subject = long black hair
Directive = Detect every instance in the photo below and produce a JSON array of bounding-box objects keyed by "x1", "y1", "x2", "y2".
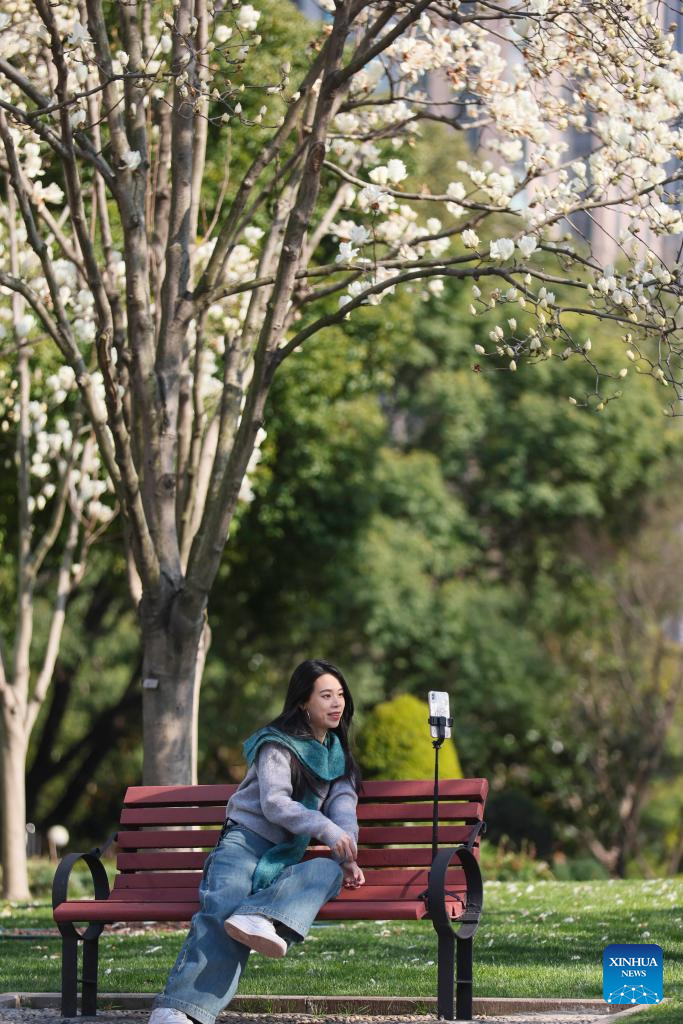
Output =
[{"x1": 265, "y1": 659, "x2": 362, "y2": 801}]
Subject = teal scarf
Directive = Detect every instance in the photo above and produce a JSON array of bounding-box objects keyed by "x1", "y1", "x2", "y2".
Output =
[{"x1": 242, "y1": 725, "x2": 347, "y2": 893}]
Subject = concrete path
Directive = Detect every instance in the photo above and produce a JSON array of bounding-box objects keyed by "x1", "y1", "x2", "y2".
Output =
[{"x1": 0, "y1": 1007, "x2": 652, "y2": 1024}]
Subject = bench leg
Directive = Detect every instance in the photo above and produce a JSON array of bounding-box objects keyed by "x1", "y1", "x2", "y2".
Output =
[
  {"x1": 436, "y1": 928, "x2": 455, "y2": 1019},
  {"x1": 455, "y1": 936, "x2": 473, "y2": 1021},
  {"x1": 61, "y1": 935, "x2": 79, "y2": 1018},
  {"x1": 82, "y1": 935, "x2": 100, "y2": 1016}
]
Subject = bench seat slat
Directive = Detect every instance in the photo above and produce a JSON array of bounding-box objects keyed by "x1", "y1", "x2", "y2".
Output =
[
  {"x1": 54, "y1": 898, "x2": 452, "y2": 923},
  {"x1": 119, "y1": 801, "x2": 484, "y2": 828},
  {"x1": 109, "y1": 884, "x2": 466, "y2": 903},
  {"x1": 122, "y1": 779, "x2": 488, "y2": 808},
  {"x1": 319, "y1": 899, "x2": 465, "y2": 921},
  {"x1": 109, "y1": 888, "x2": 202, "y2": 902}
]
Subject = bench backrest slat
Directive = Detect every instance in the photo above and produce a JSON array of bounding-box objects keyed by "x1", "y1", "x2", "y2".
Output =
[
  {"x1": 117, "y1": 846, "x2": 478, "y2": 872},
  {"x1": 115, "y1": 823, "x2": 475, "y2": 850},
  {"x1": 119, "y1": 799, "x2": 484, "y2": 827},
  {"x1": 121, "y1": 778, "x2": 487, "y2": 807}
]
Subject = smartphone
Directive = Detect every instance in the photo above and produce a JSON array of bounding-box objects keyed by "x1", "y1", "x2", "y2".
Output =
[{"x1": 428, "y1": 690, "x2": 451, "y2": 738}]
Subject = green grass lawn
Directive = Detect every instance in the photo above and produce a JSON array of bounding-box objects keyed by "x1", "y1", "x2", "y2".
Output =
[{"x1": 1, "y1": 879, "x2": 681, "y2": 1021}]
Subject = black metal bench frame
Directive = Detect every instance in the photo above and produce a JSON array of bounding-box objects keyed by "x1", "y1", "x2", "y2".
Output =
[{"x1": 53, "y1": 822, "x2": 485, "y2": 1020}]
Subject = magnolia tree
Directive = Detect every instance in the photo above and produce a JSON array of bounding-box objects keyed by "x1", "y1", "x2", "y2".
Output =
[
  {"x1": 1, "y1": 0, "x2": 682, "y2": 817},
  {"x1": 0, "y1": 193, "x2": 119, "y2": 897}
]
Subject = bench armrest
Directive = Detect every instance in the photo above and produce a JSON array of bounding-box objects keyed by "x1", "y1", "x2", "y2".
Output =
[
  {"x1": 465, "y1": 819, "x2": 487, "y2": 851},
  {"x1": 52, "y1": 836, "x2": 115, "y2": 911},
  {"x1": 427, "y1": 845, "x2": 484, "y2": 941}
]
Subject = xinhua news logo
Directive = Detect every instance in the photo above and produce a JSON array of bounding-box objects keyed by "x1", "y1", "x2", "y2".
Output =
[{"x1": 603, "y1": 943, "x2": 663, "y2": 1006}]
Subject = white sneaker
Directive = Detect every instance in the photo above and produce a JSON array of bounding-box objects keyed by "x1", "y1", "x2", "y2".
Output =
[
  {"x1": 149, "y1": 1009, "x2": 193, "y2": 1024},
  {"x1": 224, "y1": 912, "x2": 288, "y2": 958}
]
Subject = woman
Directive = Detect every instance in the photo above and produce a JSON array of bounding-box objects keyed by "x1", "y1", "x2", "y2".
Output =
[{"x1": 150, "y1": 659, "x2": 365, "y2": 1024}]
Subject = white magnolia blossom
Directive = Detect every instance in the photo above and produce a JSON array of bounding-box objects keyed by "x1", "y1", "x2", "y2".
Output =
[
  {"x1": 345, "y1": 224, "x2": 372, "y2": 246},
  {"x1": 121, "y1": 149, "x2": 142, "y2": 170},
  {"x1": 490, "y1": 238, "x2": 515, "y2": 261},
  {"x1": 369, "y1": 159, "x2": 408, "y2": 185},
  {"x1": 517, "y1": 235, "x2": 539, "y2": 258},
  {"x1": 336, "y1": 241, "x2": 359, "y2": 264},
  {"x1": 236, "y1": 5, "x2": 260, "y2": 32},
  {"x1": 461, "y1": 230, "x2": 480, "y2": 249},
  {"x1": 67, "y1": 22, "x2": 91, "y2": 46},
  {"x1": 0, "y1": 350, "x2": 115, "y2": 527},
  {"x1": 0, "y1": 0, "x2": 681, "y2": 628},
  {"x1": 215, "y1": 25, "x2": 233, "y2": 44},
  {"x1": 357, "y1": 183, "x2": 396, "y2": 214}
]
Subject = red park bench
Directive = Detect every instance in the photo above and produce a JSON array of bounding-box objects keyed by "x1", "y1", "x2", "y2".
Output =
[{"x1": 53, "y1": 778, "x2": 487, "y2": 1021}]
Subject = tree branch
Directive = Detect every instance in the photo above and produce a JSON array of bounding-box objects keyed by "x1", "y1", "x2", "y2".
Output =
[
  {"x1": 24, "y1": 502, "x2": 80, "y2": 735},
  {"x1": 0, "y1": 112, "x2": 122, "y2": 494}
]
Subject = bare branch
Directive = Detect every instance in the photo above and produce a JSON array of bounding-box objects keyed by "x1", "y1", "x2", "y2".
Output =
[
  {"x1": 28, "y1": 450, "x2": 74, "y2": 581},
  {"x1": 338, "y1": 0, "x2": 437, "y2": 84},
  {"x1": 84, "y1": 0, "x2": 133, "y2": 167},
  {"x1": 189, "y1": 0, "x2": 210, "y2": 247},
  {"x1": 192, "y1": 40, "x2": 335, "y2": 306},
  {"x1": 24, "y1": 504, "x2": 80, "y2": 735},
  {"x1": 9, "y1": 188, "x2": 33, "y2": 700},
  {"x1": 0, "y1": 63, "x2": 116, "y2": 187},
  {"x1": 0, "y1": 110, "x2": 123, "y2": 499},
  {"x1": 36, "y1": 0, "x2": 116, "y2": 340},
  {"x1": 275, "y1": 262, "x2": 508, "y2": 365}
]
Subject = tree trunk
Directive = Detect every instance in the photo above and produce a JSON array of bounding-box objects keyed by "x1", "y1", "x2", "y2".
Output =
[
  {"x1": 141, "y1": 609, "x2": 210, "y2": 785},
  {"x1": 0, "y1": 708, "x2": 30, "y2": 900}
]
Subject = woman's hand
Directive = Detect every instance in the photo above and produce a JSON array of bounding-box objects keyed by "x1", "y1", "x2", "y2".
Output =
[
  {"x1": 342, "y1": 860, "x2": 365, "y2": 888},
  {"x1": 331, "y1": 831, "x2": 357, "y2": 862}
]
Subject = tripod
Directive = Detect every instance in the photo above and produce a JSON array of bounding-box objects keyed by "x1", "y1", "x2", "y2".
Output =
[{"x1": 425, "y1": 713, "x2": 484, "y2": 1020}]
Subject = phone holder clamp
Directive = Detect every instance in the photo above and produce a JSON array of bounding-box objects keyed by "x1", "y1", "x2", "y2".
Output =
[{"x1": 428, "y1": 714, "x2": 454, "y2": 750}]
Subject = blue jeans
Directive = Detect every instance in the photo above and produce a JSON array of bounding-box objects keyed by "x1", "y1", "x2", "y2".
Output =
[{"x1": 153, "y1": 821, "x2": 343, "y2": 1024}]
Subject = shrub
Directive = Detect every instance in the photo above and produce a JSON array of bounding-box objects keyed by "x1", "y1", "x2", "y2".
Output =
[
  {"x1": 552, "y1": 854, "x2": 610, "y2": 881},
  {"x1": 480, "y1": 835, "x2": 555, "y2": 881},
  {"x1": 356, "y1": 693, "x2": 463, "y2": 779}
]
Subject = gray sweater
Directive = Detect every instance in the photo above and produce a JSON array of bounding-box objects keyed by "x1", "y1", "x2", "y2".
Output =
[{"x1": 225, "y1": 741, "x2": 359, "y2": 859}]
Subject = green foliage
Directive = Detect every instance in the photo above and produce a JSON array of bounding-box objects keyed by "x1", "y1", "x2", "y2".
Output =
[
  {"x1": 552, "y1": 855, "x2": 611, "y2": 882},
  {"x1": 355, "y1": 694, "x2": 462, "y2": 780},
  {"x1": 24, "y1": 546, "x2": 142, "y2": 848},
  {"x1": 485, "y1": 788, "x2": 555, "y2": 859},
  {"x1": 201, "y1": 256, "x2": 683, "y2": 875},
  {"x1": 479, "y1": 837, "x2": 555, "y2": 881},
  {"x1": 201, "y1": 0, "x2": 317, "y2": 218}
]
